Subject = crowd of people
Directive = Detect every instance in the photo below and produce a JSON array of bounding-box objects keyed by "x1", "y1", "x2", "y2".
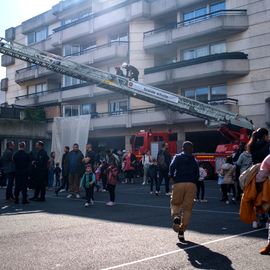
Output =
[{"x1": 0, "y1": 127, "x2": 269, "y2": 255}]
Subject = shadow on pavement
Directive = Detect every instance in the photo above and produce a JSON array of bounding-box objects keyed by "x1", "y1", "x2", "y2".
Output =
[{"x1": 177, "y1": 241, "x2": 235, "y2": 270}]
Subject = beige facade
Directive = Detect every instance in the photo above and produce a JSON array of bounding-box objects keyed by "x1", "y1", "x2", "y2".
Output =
[{"x1": 1, "y1": 0, "x2": 270, "y2": 151}]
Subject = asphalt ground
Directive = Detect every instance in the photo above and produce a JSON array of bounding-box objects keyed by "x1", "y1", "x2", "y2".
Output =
[{"x1": 0, "y1": 180, "x2": 269, "y2": 270}]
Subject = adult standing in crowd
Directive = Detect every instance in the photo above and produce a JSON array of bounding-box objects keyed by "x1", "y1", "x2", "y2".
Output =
[
  {"x1": 247, "y1": 128, "x2": 269, "y2": 164},
  {"x1": 2, "y1": 141, "x2": 15, "y2": 202},
  {"x1": 157, "y1": 142, "x2": 171, "y2": 195},
  {"x1": 169, "y1": 141, "x2": 199, "y2": 242},
  {"x1": 66, "y1": 143, "x2": 84, "y2": 199},
  {"x1": 48, "y1": 151, "x2": 55, "y2": 189},
  {"x1": 84, "y1": 143, "x2": 96, "y2": 170},
  {"x1": 55, "y1": 146, "x2": 70, "y2": 195},
  {"x1": 30, "y1": 141, "x2": 49, "y2": 202},
  {"x1": 142, "y1": 150, "x2": 152, "y2": 185},
  {"x1": 123, "y1": 150, "x2": 136, "y2": 184},
  {"x1": 13, "y1": 142, "x2": 31, "y2": 204}
]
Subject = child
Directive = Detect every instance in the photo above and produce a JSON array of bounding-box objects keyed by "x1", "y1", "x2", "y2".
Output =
[
  {"x1": 106, "y1": 164, "x2": 119, "y2": 206},
  {"x1": 94, "y1": 162, "x2": 102, "y2": 192},
  {"x1": 220, "y1": 156, "x2": 236, "y2": 204},
  {"x1": 54, "y1": 162, "x2": 61, "y2": 187},
  {"x1": 100, "y1": 161, "x2": 108, "y2": 191},
  {"x1": 148, "y1": 159, "x2": 159, "y2": 195},
  {"x1": 80, "y1": 165, "x2": 96, "y2": 207},
  {"x1": 196, "y1": 165, "x2": 207, "y2": 202}
]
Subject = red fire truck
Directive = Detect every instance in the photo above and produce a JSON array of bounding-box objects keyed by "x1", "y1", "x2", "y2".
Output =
[{"x1": 131, "y1": 126, "x2": 250, "y2": 178}]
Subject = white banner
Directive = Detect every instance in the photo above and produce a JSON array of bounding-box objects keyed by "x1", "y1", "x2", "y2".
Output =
[{"x1": 51, "y1": 115, "x2": 91, "y2": 163}]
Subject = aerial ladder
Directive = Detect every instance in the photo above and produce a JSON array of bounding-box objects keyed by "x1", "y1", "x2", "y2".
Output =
[{"x1": 0, "y1": 37, "x2": 254, "y2": 131}]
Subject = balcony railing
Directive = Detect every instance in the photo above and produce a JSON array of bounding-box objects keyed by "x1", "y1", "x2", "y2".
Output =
[
  {"x1": 53, "y1": 14, "x2": 94, "y2": 33},
  {"x1": 144, "y1": 9, "x2": 247, "y2": 37},
  {"x1": 15, "y1": 82, "x2": 93, "y2": 101},
  {"x1": 144, "y1": 52, "x2": 248, "y2": 74},
  {"x1": 64, "y1": 41, "x2": 128, "y2": 57},
  {"x1": 0, "y1": 106, "x2": 21, "y2": 119}
]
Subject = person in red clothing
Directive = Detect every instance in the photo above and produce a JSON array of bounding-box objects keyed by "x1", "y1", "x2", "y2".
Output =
[{"x1": 106, "y1": 165, "x2": 119, "y2": 206}]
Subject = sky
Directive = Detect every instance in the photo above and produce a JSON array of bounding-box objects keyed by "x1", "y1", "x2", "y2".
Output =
[{"x1": 0, "y1": 0, "x2": 60, "y2": 81}]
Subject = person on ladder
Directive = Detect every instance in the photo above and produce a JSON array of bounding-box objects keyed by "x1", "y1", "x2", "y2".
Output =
[{"x1": 122, "y1": 62, "x2": 139, "y2": 81}]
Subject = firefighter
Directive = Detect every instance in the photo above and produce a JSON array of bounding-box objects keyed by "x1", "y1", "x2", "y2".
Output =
[{"x1": 122, "y1": 62, "x2": 139, "y2": 81}]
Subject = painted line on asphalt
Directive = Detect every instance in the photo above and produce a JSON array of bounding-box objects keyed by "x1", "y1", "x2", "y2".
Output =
[
  {"x1": 46, "y1": 195, "x2": 239, "y2": 215},
  {"x1": 0, "y1": 209, "x2": 44, "y2": 216},
  {"x1": 101, "y1": 227, "x2": 266, "y2": 270}
]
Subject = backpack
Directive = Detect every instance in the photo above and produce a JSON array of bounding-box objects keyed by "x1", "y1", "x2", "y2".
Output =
[
  {"x1": 239, "y1": 163, "x2": 261, "y2": 190},
  {"x1": 158, "y1": 151, "x2": 167, "y2": 170}
]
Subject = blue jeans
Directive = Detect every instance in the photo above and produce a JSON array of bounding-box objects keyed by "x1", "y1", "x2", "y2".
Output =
[
  {"x1": 5, "y1": 172, "x2": 15, "y2": 200},
  {"x1": 48, "y1": 170, "x2": 54, "y2": 187}
]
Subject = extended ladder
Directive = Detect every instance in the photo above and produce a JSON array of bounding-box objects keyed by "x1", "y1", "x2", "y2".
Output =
[{"x1": 0, "y1": 37, "x2": 253, "y2": 130}]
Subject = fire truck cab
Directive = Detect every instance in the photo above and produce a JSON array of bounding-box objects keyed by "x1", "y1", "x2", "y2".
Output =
[{"x1": 130, "y1": 130, "x2": 178, "y2": 159}]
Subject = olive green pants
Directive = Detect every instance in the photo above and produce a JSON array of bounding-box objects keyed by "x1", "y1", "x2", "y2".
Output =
[{"x1": 171, "y1": 182, "x2": 196, "y2": 232}]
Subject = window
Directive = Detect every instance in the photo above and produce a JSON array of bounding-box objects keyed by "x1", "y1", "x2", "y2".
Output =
[
  {"x1": 27, "y1": 83, "x2": 47, "y2": 96},
  {"x1": 210, "y1": 42, "x2": 226, "y2": 54},
  {"x1": 110, "y1": 32, "x2": 128, "y2": 43},
  {"x1": 109, "y1": 99, "x2": 128, "y2": 114},
  {"x1": 196, "y1": 87, "x2": 208, "y2": 102},
  {"x1": 62, "y1": 75, "x2": 81, "y2": 87},
  {"x1": 183, "y1": 2, "x2": 225, "y2": 25},
  {"x1": 210, "y1": 1, "x2": 226, "y2": 13},
  {"x1": 183, "y1": 7, "x2": 207, "y2": 25},
  {"x1": 27, "y1": 27, "x2": 48, "y2": 45},
  {"x1": 81, "y1": 104, "x2": 96, "y2": 115},
  {"x1": 182, "y1": 84, "x2": 227, "y2": 102},
  {"x1": 211, "y1": 85, "x2": 227, "y2": 100},
  {"x1": 61, "y1": 9, "x2": 92, "y2": 26},
  {"x1": 81, "y1": 41, "x2": 96, "y2": 52},
  {"x1": 64, "y1": 105, "x2": 79, "y2": 117},
  {"x1": 182, "y1": 42, "x2": 226, "y2": 60},
  {"x1": 63, "y1": 44, "x2": 80, "y2": 56}
]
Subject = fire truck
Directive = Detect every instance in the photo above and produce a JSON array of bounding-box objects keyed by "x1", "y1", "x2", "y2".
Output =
[
  {"x1": 130, "y1": 126, "x2": 250, "y2": 178},
  {"x1": 0, "y1": 37, "x2": 254, "y2": 178}
]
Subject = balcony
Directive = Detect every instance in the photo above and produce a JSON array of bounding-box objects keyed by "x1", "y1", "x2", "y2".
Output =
[
  {"x1": 66, "y1": 41, "x2": 129, "y2": 64},
  {"x1": 1, "y1": 55, "x2": 15, "y2": 67},
  {"x1": 15, "y1": 83, "x2": 110, "y2": 107},
  {"x1": 51, "y1": 0, "x2": 149, "y2": 45},
  {"x1": 144, "y1": 10, "x2": 248, "y2": 50},
  {"x1": 47, "y1": 99, "x2": 238, "y2": 132},
  {"x1": 30, "y1": 36, "x2": 56, "y2": 52},
  {"x1": 21, "y1": 10, "x2": 56, "y2": 34},
  {"x1": 51, "y1": 15, "x2": 94, "y2": 46},
  {"x1": 144, "y1": 52, "x2": 249, "y2": 87},
  {"x1": 15, "y1": 66, "x2": 55, "y2": 84}
]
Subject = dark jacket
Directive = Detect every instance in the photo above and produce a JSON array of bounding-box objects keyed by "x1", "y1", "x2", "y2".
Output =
[
  {"x1": 35, "y1": 149, "x2": 49, "y2": 174},
  {"x1": 250, "y1": 141, "x2": 270, "y2": 164},
  {"x1": 169, "y1": 152, "x2": 199, "y2": 184},
  {"x1": 13, "y1": 150, "x2": 31, "y2": 175},
  {"x1": 2, "y1": 148, "x2": 15, "y2": 174},
  {"x1": 65, "y1": 150, "x2": 84, "y2": 176},
  {"x1": 61, "y1": 152, "x2": 69, "y2": 177}
]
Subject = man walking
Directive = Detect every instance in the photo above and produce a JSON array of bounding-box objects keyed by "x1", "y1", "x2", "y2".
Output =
[
  {"x1": 13, "y1": 142, "x2": 31, "y2": 204},
  {"x1": 169, "y1": 141, "x2": 199, "y2": 242},
  {"x1": 30, "y1": 141, "x2": 49, "y2": 202},
  {"x1": 2, "y1": 141, "x2": 15, "y2": 202}
]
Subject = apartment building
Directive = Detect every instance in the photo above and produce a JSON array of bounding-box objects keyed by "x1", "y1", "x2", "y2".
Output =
[{"x1": 1, "y1": 0, "x2": 270, "y2": 152}]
